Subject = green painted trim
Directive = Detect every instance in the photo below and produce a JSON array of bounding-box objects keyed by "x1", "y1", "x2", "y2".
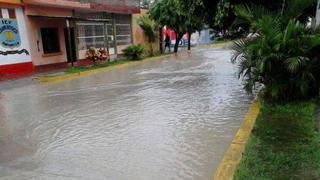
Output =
[{"x1": 213, "y1": 96, "x2": 261, "y2": 180}]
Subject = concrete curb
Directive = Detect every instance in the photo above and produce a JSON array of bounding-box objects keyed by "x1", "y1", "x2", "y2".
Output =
[
  {"x1": 213, "y1": 96, "x2": 261, "y2": 180},
  {"x1": 33, "y1": 54, "x2": 173, "y2": 84}
]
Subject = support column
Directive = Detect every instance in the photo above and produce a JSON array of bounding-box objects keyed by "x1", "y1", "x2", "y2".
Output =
[
  {"x1": 112, "y1": 13, "x2": 117, "y2": 55},
  {"x1": 66, "y1": 18, "x2": 74, "y2": 66},
  {"x1": 72, "y1": 10, "x2": 79, "y2": 60},
  {"x1": 103, "y1": 12, "x2": 109, "y2": 50}
]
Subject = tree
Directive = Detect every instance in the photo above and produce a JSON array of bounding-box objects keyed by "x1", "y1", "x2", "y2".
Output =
[
  {"x1": 137, "y1": 15, "x2": 158, "y2": 56},
  {"x1": 231, "y1": 0, "x2": 320, "y2": 100},
  {"x1": 181, "y1": 0, "x2": 219, "y2": 29},
  {"x1": 149, "y1": 0, "x2": 189, "y2": 53},
  {"x1": 184, "y1": 18, "x2": 203, "y2": 50},
  {"x1": 177, "y1": 0, "x2": 205, "y2": 50},
  {"x1": 214, "y1": 0, "x2": 317, "y2": 36}
]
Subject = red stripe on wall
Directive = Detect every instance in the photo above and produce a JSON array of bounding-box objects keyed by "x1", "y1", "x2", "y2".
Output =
[{"x1": 0, "y1": 62, "x2": 34, "y2": 76}]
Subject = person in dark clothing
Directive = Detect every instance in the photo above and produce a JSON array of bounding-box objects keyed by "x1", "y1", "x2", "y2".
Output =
[{"x1": 164, "y1": 35, "x2": 171, "y2": 53}]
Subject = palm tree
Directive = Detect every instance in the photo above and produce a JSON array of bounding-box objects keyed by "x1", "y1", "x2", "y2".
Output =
[{"x1": 231, "y1": 0, "x2": 320, "y2": 100}]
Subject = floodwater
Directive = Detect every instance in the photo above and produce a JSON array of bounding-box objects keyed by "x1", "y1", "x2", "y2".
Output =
[{"x1": 0, "y1": 47, "x2": 253, "y2": 180}]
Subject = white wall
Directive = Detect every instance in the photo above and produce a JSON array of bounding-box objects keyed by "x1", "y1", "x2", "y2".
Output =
[{"x1": 0, "y1": 7, "x2": 32, "y2": 66}]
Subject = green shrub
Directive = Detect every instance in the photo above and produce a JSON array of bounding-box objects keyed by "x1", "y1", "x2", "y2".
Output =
[
  {"x1": 231, "y1": 0, "x2": 320, "y2": 100},
  {"x1": 122, "y1": 44, "x2": 145, "y2": 61},
  {"x1": 138, "y1": 15, "x2": 158, "y2": 56}
]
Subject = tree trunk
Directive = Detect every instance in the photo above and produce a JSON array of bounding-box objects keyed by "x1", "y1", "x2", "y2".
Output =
[
  {"x1": 187, "y1": 32, "x2": 191, "y2": 51},
  {"x1": 150, "y1": 43, "x2": 154, "y2": 56},
  {"x1": 174, "y1": 38, "x2": 180, "y2": 53},
  {"x1": 174, "y1": 33, "x2": 182, "y2": 53},
  {"x1": 159, "y1": 27, "x2": 164, "y2": 54}
]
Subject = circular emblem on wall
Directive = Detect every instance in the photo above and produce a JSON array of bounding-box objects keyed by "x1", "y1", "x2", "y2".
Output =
[{"x1": 0, "y1": 19, "x2": 21, "y2": 48}]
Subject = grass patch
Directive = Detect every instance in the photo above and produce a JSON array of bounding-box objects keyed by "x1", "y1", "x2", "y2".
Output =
[
  {"x1": 65, "y1": 58, "x2": 129, "y2": 74},
  {"x1": 64, "y1": 52, "x2": 173, "y2": 74},
  {"x1": 234, "y1": 100, "x2": 320, "y2": 180}
]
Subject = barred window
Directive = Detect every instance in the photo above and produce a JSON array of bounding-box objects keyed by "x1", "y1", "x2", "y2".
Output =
[
  {"x1": 77, "y1": 22, "x2": 106, "y2": 50},
  {"x1": 115, "y1": 14, "x2": 132, "y2": 46}
]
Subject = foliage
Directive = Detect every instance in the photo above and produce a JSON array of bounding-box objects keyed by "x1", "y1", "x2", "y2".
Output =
[
  {"x1": 150, "y1": 0, "x2": 205, "y2": 52},
  {"x1": 234, "y1": 100, "x2": 320, "y2": 179},
  {"x1": 180, "y1": 0, "x2": 219, "y2": 29},
  {"x1": 213, "y1": 0, "x2": 235, "y2": 34},
  {"x1": 122, "y1": 44, "x2": 145, "y2": 61},
  {"x1": 149, "y1": 0, "x2": 189, "y2": 53},
  {"x1": 231, "y1": 0, "x2": 320, "y2": 100},
  {"x1": 138, "y1": 15, "x2": 158, "y2": 55},
  {"x1": 85, "y1": 47, "x2": 109, "y2": 65},
  {"x1": 209, "y1": 0, "x2": 317, "y2": 37},
  {"x1": 177, "y1": 0, "x2": 205, "y2": 50}
]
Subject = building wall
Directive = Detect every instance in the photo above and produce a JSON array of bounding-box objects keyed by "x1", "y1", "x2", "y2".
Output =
[
  {"x1": 24, "y1": 4, "x2": 73, "y2": 18},
  {"x1": 0, "y1": 4, "x2": 33, "y2": 76},
  {"x1": 24, "y1": 5, "x2": 73, "y2": 67},
  {"x1": 25, "y1": 17, "x2": 68, "y2": 66},
  {"x1": 76, "y1": 0, "x2": 140, "y2": 7},
  {"x1": 132, "y1": 9, "x2": 159, "y2": 53}
]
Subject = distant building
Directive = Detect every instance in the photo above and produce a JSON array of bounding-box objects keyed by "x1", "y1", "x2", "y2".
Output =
[
  {"x1": 316, "y1": 0, "x2": 320, "y2": 27},
  {"x1": 0, "y1": 0, "x2": 142, "y2": 78}
]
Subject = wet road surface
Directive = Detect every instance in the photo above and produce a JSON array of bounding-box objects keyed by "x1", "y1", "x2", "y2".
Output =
[{"x1": 0, "y1": 47, "x2": 253, "y2": 180}]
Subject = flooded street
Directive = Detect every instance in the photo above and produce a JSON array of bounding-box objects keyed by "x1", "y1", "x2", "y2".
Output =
[{"x1": 0, "y1": 47, "x2": 253, "y2": 180}]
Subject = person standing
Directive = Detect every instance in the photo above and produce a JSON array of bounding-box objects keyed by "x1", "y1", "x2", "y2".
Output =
[{"x1": 164, "y1": 35, "x2": 171, "y2": 53}]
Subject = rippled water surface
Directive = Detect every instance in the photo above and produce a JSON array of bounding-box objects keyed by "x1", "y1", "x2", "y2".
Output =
[{"x1": 0, "y1": 47, "x2": 253, "y2": 180}]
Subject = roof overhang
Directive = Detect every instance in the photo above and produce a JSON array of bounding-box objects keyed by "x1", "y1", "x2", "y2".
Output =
[
  {"x1": 0, "y1": 1, "x2": 24, "y2": 7},
  {"x1": 23, "y1": 0, "x2": 91, "y2": 9},
  {"x1": 23, "y1": 0, "x2": 141, "y2": 14},
  {"x1": 90, "y1": 4, "x2": 140, "y2": 14}
]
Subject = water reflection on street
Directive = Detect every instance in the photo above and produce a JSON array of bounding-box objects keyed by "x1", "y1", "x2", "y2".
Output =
[{"x1": 0, "y1": 47, "x2": 253, "y2": 180}]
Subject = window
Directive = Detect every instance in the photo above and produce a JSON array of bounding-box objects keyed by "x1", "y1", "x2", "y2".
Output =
[
  {"x1": 41, "y1": 28, "x2": 60, "y2": 54},
  {"x1": 8, "y1": 9, "x2": 16, "y2": 19},
  {"x1": 116, "y1": 24, "x2": 132, "y2": 45},
  {"x1": 0, "y1": 9, "x2": 15, "y2": 19},
  {"x1": 115, "y1": 14, "x2": 132, "y2": 46},
  {"x1": 76, "y1": 22, "x2": 106, "y2": 50}
]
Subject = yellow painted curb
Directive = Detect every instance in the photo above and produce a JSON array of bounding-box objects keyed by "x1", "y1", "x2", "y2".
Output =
[
  {"x1": 213, "y1": 96, "x2": 261, "y2": 180},
  {"x1": 33, "y1": 54, "x2": 173, "y2": 84},
  {"x1": 209, "y1": 42, "x2": 227, "y2": 47}
]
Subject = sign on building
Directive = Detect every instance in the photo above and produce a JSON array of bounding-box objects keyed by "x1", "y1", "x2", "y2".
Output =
[{"x1": 0, "y1": 18, "x2": 21, "y2": 48}]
